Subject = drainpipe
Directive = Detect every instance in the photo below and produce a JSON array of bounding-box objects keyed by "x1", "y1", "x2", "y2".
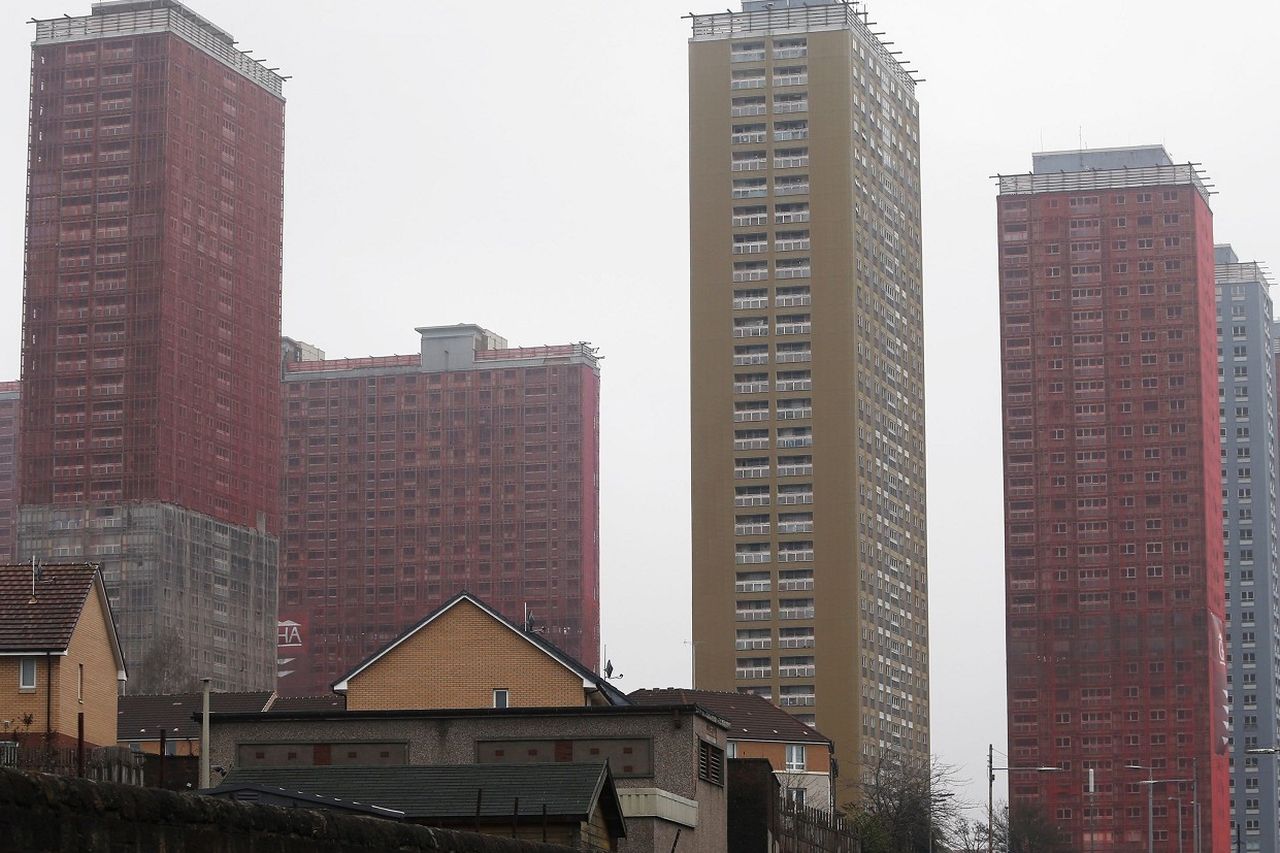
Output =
[{"x1": 44, "y1": 653, "x2": 53, "y2": 745}]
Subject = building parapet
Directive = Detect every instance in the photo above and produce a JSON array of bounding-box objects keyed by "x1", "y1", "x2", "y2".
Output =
[
  {"x1": 32, "y1": 1, "x2": 285, "y2": 97},
  {"x1": 996, "y1": 162, "x2": 1211, "y2": 202},
  {"x1": 687, "y1": 1, "x2": 917, "y2": 91}
]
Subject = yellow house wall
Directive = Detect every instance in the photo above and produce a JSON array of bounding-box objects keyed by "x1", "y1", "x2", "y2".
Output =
[
  {"x1": 58, "y1": 587, "x2": 120, "y2": 746},
  {"x1": 0, "y1": 653, "x2": 61, "y2": 741},
  {"x1": 345, "y1": 600, "x2": 587, "y2": 711}
]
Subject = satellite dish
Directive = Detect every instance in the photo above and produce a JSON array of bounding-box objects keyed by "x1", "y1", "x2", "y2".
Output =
[{"x1": 604, "y1": 660, "x2": 614, "y2": 678}]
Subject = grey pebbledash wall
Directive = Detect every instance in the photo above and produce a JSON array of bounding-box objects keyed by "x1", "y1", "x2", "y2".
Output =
[{"x1": 0, "y1": 768, "x2": 576, "y2": 853}]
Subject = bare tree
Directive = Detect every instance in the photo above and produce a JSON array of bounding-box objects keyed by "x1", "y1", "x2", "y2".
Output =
[
  {"x1": 948, "y1": 801, "x2": 1070, "y2": 853},
  {"x1": 130, "y1": 626, "x2": 198, "y2": 694},
  {"x1": 843, "y1": 747, "x2": 967, "y2": 853}
]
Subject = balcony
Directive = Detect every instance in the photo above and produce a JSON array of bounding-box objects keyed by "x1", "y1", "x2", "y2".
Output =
[
  {"x1": 735, "y1": 522, "x2": 771, "y2": 536},
  {"x1": 778, "y1": 604, "x2": 814, "y2": 620},
  {"x1": 737, "y1": 666, "x2": 772, "y2": 679},
  {"x1": 775, "y1": 205, "x2": 809, "y2": 224},
  {"x1": 733, "y1": 349, "x2": 769, "y2": 366},
  {"x1": 777, "y1": 548, "x2": 814, "y2": 562},
  {"x1": 734, "y1": 407, "x2": 769, "y2": 423},
  {"x1": 737, "y1": 573, "x2": 773, "y2": 589},
  {"x1": 776, "y1": 378, "x2": 811, "y2": 392},
  {"x1": 773, "y1": 45, "x2": 808, "y2": 60},
  {"x1": 734, "y1": 437, "x2": 769, "y2": 451},
  {"x1": 736, "y1": 550, "x2": 771, "y2": 564},
  {"x1": 779, "y1": 694, "x2": 815, "y2": 707},
  {"x1": 733, "y1": 323, "x2": 769, "y2": 338},
  {"x1": 775, "y1": 126, "x2": 808, "y2": 142},
  {"x1": 732, "y1": 212, "x2": 768, "y2": 227},
  {"x1": 776, "y1": 321, "x2": 810, "y2": 336},
  {"x1": 731, "y1": 76, "x2": 766, "y2": 90},
  {"x1": 773, "y1": 154, "x2": 809, "y2": 170},
  {"x1": 776, "y1": 293, "x2": 811, "y2": 307},
  {"x1": 736, "y1": 637, "x2": 772, "y2": 651},
  {"x1": 731, "y1": 156, "x2": 767, "y2": 173},
  {"x1": 776, "y1": 462, "x2": 812, "y2": 478},
  {"x1": 775, "y1": 180, "x2": 809, "y2": 196},
  {"x1": 776, "y1": 262, "x2": 811, "y2": 280},
  {"x1": 773, "y1": 98, "x2": 808, "y2": 114},
  {"x1": 774, "y1": 72, "x2": 808, "y2": 87},
  {"x1": 777, "y1": 405, "x2": 811, "y2": 421},
  {"x1": 733, "y1": 296, "x2": 768, "y2": 310},
  {"x1": 775, "y1": 235, "x2": 810, "y2": 252},
  {"x1": 734, "y1": 490, "x2": 770, "y2": 507},
  {"x1": 777, "y1": 521, "x2": 813, "y2": 535},
  {"x1": 731, "y1": 47, "x2": 766, "y2": 63},
  {"x1": 779, "y1": 634, "x2": 814, "y2": 649},
  {"x1": 731, "y1": 101, "x2": 767, "y2": 117},
  {"x1": 779, "y1": 664, "x2": 815, "y2": 678},
  {"x1": 778, "y1": 577, "x2": 814, "y2": 592},
  {"x1": 777, "y1": 490, "x2": 813, "y2": 505},
  {"x1": 732, "y1": 263, "x2": 769, "y2": 282},
  {"x1": 776, "y1": 348, "x2": 811, "y2": 363},
  {"x1": 734, "y1": 381, "x2": 769, "y2": 394},
  {"x1": 733, "y1": 238, "x2": 768, "y2": 254},
  {"x1": 737, "y1": 607, "x2": 772, "y2": 621},
  {"x1": 734, "y1": 465, "x2": 770, "y2": 479}
]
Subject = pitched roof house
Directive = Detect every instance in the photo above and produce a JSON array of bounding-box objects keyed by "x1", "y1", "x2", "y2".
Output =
[
  {"x1": 333, "y1": 591, "x2": 627, "y2": 711},
  {"x1": 629, "y1": 688, "x2": 835, "y2": 809},
  {"x1": 0, "y1": 562, "x2": 126, "y2": 748}
]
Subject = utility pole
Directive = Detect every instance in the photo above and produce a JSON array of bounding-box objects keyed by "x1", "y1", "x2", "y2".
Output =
[{"x1": 987, "y1": 744, "x2": 994, "y2": 853}]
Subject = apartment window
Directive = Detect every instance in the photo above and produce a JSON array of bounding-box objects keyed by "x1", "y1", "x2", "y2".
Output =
[
  {"x1": 785, "y1": 743, "x2": 807, "y2": 771},
  {"x1": 19, "y1": 657, "x2": 36, "y2": 690},
  {"x1": 493, "y1": 688, "x2": 509, "y2": 709}
]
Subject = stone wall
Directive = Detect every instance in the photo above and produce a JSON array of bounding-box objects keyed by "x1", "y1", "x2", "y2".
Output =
[{"x1": 0, "y1": 767, "x2": 575, "y2": 852}]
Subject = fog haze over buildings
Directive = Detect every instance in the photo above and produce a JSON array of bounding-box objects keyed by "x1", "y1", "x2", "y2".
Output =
[{"x1": 0, "y1": 0, "x2": 1278, "y2": 814}]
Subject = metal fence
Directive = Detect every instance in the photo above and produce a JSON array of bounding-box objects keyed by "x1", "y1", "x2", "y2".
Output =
[
  {"x1": 0, "y1": 743, "x2": 144, "y2": 786},
  {"x1": 777, "y1": 797, "x2": 862, "y2": 853}
]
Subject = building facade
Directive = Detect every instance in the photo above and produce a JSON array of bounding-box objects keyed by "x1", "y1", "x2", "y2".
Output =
[
  {"x1": 18, "y1": 1, "x2": 285, "y2": 691},
  {"x1": 0, "y1": 383, "x2": 19, "y2": 563},
  {"x1": 997, "y1": 146, "x2": 1228, "y2": 852},
  {"x1": 687, "y1": 0, "x2": 928, "y2": 792},
  {"x1": 1214, "y1": 246, "x2": 1280, "y2": 853},
  {"x1": 279, "y1": 325, "x2": 601, "y2": 696}
]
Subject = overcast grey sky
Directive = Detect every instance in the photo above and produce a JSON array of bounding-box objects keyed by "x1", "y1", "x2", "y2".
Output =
[{"x1": 3, "y1": 0, "x2": 1278, "y2": 815}]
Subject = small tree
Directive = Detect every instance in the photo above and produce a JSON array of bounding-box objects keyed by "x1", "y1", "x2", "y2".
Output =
[{"x1": 130, "y1": 626, "x2": 198, "y2": 694}]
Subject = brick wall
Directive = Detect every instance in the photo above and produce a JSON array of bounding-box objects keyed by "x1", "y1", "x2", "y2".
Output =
[
  {"x1": 58, "y1": 586, "x2": 119, "y2": 746},
  {"x1": 0, "y1": 767, "x2": 576, "y2": 852},
  {"x1": 344, "y1": 599, "x2": 585, "y2": 711}
]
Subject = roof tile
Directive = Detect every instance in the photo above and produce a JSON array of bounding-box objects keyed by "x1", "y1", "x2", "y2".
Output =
[{"x1": 0, "y1": 563, "x2": 98, "y2": 653}]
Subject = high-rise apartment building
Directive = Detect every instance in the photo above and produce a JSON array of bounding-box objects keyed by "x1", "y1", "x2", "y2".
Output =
[
  {"x1": 0, "y1": 382, "x2": 19, "y2": 563},
  {"x1": 19, "y1": 1, "x2": 285, "y2": 691},
  {"x1": 997, "y1": 146, "x2": 1228, "y2": 852},
  {"x1": 1215, "y1": 245, "x2": 1279, "y2": 853},
  {"x1": 278, "y1": 325, "x2": 601, "y2": 696},
  {"x1": 688, "y1": 0, "x2": 928, "y2": 790}
]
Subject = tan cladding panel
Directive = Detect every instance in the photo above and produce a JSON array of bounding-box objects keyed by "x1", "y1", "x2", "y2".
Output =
[
  {"x1": 344, "y1": 599, "x2": 587, "y2": 711},
  {"x1": 60, "y1": 588, "x2": 120, "y2": 747}
]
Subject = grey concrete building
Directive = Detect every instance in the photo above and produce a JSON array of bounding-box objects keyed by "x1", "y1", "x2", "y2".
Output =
[
  {"x1": 1216, "y1": 245, "x2": 1280, "y2": 852},
  {"x1": 206, "y1": 704, "x2": 728, "y2": 853}
]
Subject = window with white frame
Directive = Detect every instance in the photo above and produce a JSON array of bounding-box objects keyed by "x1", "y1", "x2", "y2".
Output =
[
  {"x1": 785, "y1": 743, "x2": 806, "y2": 771},
  {"x1": 19, "y1": 657, "x2": 36, "y2": 690}
]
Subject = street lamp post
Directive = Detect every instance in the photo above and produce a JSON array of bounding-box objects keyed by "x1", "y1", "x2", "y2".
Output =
[
  {"x1": 1168, "y1": 797, "x2": 1183, "y2": 853},
  {"x1": 1126, "y1": 765, "x2": 1191, "y2": 853},
  {"x1": 988, "y1": 744, "x2": 1060, "y2": 853}
]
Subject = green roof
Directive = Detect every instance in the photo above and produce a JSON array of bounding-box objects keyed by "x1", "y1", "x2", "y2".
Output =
[{"x1": 220, "y1": 762, "x2": 625, "y2": 836}]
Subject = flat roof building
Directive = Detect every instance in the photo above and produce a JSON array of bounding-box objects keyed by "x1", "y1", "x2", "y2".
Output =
[
  {"x1": 278, "y1": 326, "x2": 601, "y2": 696},
  {"x1": 687, "y1": 0, "x2": 928, "y2": 794},
  {"x1": 997, "y1": 146, "x2": 1228, "y2": 852}
]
